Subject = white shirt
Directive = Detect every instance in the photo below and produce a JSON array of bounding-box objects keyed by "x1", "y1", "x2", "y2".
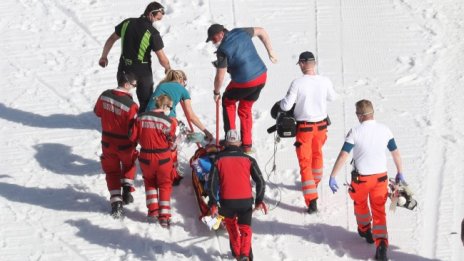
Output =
[
  {"x1": 345, "y1": 120, "x2": 394, "y2": 175},
  {"x1": 280, "y1": 74, "x2": 337, "y2": 122}
]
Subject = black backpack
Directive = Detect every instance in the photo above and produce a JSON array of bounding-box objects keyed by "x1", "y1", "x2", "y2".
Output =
[{"x1": 267, "y1": 102, "x2": 296, "y2": 138}]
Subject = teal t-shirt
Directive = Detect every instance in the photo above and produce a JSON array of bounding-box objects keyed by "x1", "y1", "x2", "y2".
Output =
[{"x1": 146, "y1": 82, "x2": 191, "y2": 117}]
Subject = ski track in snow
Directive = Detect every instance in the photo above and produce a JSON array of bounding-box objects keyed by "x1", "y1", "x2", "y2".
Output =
[{"x1": 0, "y1": 0, "x2": 463, "y2": 260}]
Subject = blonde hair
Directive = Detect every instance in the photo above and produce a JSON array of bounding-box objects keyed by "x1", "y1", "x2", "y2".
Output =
[
  {"x1": 155, "y1": 94, "x2": 172, "y2": 109},
  {"x1": 159, "y1": 69, "x2": 187, "y2": 85},
  {"x1": 355, "y1": 99, "x2": 374, "y2": 115}
]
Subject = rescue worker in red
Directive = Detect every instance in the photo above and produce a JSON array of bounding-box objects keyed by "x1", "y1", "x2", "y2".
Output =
[
  {"x1": 206, "y1": 24, "x2": 277, "y2": 152},
  {"x1": 94, "y1": 72, "x2": 139, "y2": 219},
  {"x1": 280, "y1": 51, "x2": 337, "y2": 214},
  {"x1": 208, "y1": 130, "x2": 267, "y2": 261},
  {"x1": 129, "y1": 94, "x2": 176, "y2": 227},
  {"x1": 329, "y1": 100, "x2": 406, "y2": 261}
]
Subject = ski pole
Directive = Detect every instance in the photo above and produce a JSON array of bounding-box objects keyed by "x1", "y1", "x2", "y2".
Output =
[{"x1": 215, "y1": 98, "x2": 220, "y2": 146}]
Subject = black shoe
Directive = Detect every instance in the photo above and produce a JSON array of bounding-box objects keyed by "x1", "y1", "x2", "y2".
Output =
[
  {"x1": 172, "y1": 176, "x2": 183, "y2": 186},
  {"x1": 110, "y1": 201, "x2": 124, "y2": 219},
  {"x1": 122, "y1": 186, "x2": 134, "y2": 205},
  {"x1": 307, "y1": 199, "x2": 318, "y2": 214},
  {"x1": 159, "y1": 217, "x2": 170, "y2": 228},
  {"x1": 238, "y1": 255, "x2": 249, "y2": 261},
  {"x1": 375, "y1": 240, "x2": 388, "y2": 261},
  {"x1": 358, "y1": 227, "x2": 375, "y2": 244}
]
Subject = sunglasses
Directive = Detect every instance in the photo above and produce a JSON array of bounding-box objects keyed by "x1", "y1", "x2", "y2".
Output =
[
  {"x1": 122, "y1": 72, "x2": 137, "y2": 87},
  {"x1": 151, "y1": 8, "x2": 165, "y2": 15}
]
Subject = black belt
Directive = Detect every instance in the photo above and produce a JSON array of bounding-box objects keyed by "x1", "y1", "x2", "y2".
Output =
[
  {"x1": 140, "y1": 147, "x2": 170, "y2": 154},
  {"x1": 102, "y1": 131, "x2": 128, "y2": 140},
  {"x1": 297, "y1": 119, "x2": 327, "y2": 125},
  {"x1": 298, "y1": 125, "x2": 327, "y2": 132}
]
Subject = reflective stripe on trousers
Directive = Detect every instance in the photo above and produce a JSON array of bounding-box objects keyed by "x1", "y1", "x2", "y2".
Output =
[
  {"x1": 295, "y1": 122, "x2": 327, "y2": 206},
  {"x1": 349, "y1": 172, "x2": 389, "y2": 246}
]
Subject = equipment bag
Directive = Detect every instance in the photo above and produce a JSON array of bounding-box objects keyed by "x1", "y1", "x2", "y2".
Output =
[
  {"x1": 268, "y1": 101, "x2": 296, "y2": 138},
  {"x1": 276, "y1": 112, "x2": 297, "y2": 138}
]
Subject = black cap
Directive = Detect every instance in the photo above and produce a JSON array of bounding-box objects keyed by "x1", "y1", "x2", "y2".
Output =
[
  {"x1": 297, "y1": 51, "x2": 315, "y2": 64},
  {"x1": 206, "y1": 24, "x2": 224, "y2": 42}
]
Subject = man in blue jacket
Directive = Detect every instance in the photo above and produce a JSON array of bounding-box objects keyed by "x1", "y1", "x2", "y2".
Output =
[{"x1": 207, "y1": 24, "x2": 277, "y2": 152}]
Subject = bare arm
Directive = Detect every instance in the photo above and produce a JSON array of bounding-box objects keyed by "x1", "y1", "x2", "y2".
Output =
[
  {"x1": 330, "y1": 151, "x2": 350, "y2": 178},
  {"x1": 99, "y1": 32, "x2": 120, "y2": 67},
  {"x1": 183, "y1": 99, "x2": 213, "y2": 140},
  {"x1": 154, "y1": 49, "x2": 171, "y2": 73},
  {"x1": 390, "y1": 149, "x2": 403, "y2": 174},
  {"x1": 253, "y1": 27, "x2": 273, "y2": 53},
  {"x1": 253, "y1": 27, "x2": 277, "y2": 63},
  {"x1": 214, "y1": 67, "x2": 227, "y2": 94}
]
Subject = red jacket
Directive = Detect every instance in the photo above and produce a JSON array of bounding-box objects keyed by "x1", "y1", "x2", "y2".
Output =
[
  {"x1": 129, "y1": 110, "x2": 176, "y2": 152},
  {"x1": 208, "y1": 146, "x2": 265, "y2": 209},
  {"x1": 94, "y1": 89, "x2": 138, "y2": 143}
]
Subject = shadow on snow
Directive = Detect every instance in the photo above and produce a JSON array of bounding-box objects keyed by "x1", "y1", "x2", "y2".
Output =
[
  {"x1": 33, "y1": 143, "x2": 101, "y2": 176},
  {"x1": 65, "y1": 219, "x2": 216, "y2": 261},
  {"x1": 0, "y1": 103, "x2": 99, "y2": 131}
]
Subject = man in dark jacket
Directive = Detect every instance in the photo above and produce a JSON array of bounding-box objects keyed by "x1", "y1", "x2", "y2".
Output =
[
  {"x1": 208, "y1": 130, "x2": 267, "y2": 261},
  {"x1": 99, "y1": 2, "x2": 171, "y2": 113},
  {"x1": 207, "y1": 24, "x2": 277, "y2": 152}
]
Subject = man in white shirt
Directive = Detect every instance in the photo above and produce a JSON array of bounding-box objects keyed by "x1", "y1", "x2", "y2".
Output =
[
  {"x1": 328, "y1": 99, "x2": 406, "y2": 261},
  {"x1": 280, "y1": 51, "x2": 337, "y2": 214}
]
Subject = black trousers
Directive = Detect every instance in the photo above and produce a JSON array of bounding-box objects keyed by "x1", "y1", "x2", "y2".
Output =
[{"x1": 117, "y1": 62, "x2": 154, "y2": 113}]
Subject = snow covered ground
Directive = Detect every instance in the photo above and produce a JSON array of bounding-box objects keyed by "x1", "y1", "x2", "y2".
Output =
[{"x1": 1, "y1": 0, "x2": 463, "y2": 260}]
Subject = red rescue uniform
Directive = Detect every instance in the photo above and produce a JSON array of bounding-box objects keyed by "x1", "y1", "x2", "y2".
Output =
[
  {"x1": 130, "y1": 110, "x2": 176, "y2": 220},
  {"x1": 208, "y1": 146, "x2": 265, "y2": 260},
  {"x1": 94, "y1": 88, "x2": 138, "y2": 203}
]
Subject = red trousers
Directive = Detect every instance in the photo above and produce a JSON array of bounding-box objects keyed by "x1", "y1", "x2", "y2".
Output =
[
  {"x1": 349, "y1": 173, "x2": 389, "y2": 246},
  {"x1": 100, "y1": 140, "x2": 137, "y2": 202},
  {"x1": 221, "y1": 206, "x2": 253, "y2": 258},
  {"x1": 139, "y1": 151, "x2": 174, "y2": 219},
  {"x1": 222, "y1": 73, "x2": 266, "y2": 147},
  {"x1": 295, "y1": 122, "x2": 327, "y2": 206}
]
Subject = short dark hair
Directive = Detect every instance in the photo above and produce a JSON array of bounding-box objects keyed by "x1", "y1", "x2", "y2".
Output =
[
  {"x1": 118, "y1": 71, "x2": 137, "y2": 86},
  {"x1": 144, "y1": 2, "x2": 164, "y2": 16}
]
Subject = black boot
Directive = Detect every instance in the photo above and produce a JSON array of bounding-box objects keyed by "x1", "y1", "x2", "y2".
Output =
[
  {"x1": 122, "y1": 186, "x2": 134, "y2": 205},
  {"x1": 358, "y1": 227, "x2": 374, "y2": 244},
  {"x1": 375, "y1": 240, "x2": 388, "y2": 261},
  {"x1": 307, "y1": 199, "x2": 318, "y2": 214},
  {"x1": 172, "y1": 176, "x2": 183, "y2": 186},
  {"x1": 110, "y1": 201, "x2": 124, "y2": 219}
]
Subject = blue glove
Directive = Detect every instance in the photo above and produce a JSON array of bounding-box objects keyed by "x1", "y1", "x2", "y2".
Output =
[
  {"x1": 329, "y1": 176, "x2": 339, "y2": 193},
  {"x1": 395, "y1": 173, "x2": 405, "y2": 184}
]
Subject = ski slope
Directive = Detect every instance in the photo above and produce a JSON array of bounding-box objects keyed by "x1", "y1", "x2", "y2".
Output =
[{"x1": 0, "y1": 0, "x2": 463, "y2": 260}]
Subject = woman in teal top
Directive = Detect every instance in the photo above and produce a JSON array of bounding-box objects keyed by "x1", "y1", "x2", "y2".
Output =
[
  {"x1": 147, "y1": 70, "x2": 213, "y2": 140},
  {"x1": 146, "y1": 70, "x2": 213, "y2": 185}
]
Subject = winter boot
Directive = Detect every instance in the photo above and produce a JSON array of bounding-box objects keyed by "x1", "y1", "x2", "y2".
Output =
[
  {"x1": 307, "y1": 199, "x2": 318, "y2": 214},
  {"x1": 358, "y1": 227, "x2": 374, "y2": 244},
  {"x1": 172, "y1": 176, "x2": 183, "y2": 186},
  {"x1": 147, "y1": 210, "x2": 159, "y2": 224},
  {"x1": 374, "y1": 240, "x2": 388, "y2": 261},
  {"x1": 159, "y1": 217, "x2": 170, "y2": 228},
  {"x1": 110, "y1": 201, "x2": 124, "y2": 219},
  {"x1": 122, "y1": 186, "x2": 134, "y2": 205},
  {"x1": 238, "y1": 255, "x2": 249, "y2": 261}
]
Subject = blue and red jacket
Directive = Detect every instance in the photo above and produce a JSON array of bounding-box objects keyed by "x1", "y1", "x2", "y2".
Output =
[
  {"x1": 218, "y1": 28, "x2": 267, "y2": 83},
  {"x1": 208, "y1": 146, "x2": 265, "y2": 209}
]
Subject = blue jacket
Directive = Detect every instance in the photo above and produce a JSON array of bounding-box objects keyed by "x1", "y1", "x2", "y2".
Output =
[{"x1": 218, "y1": 28, "x2": 267, "y2": 83}]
